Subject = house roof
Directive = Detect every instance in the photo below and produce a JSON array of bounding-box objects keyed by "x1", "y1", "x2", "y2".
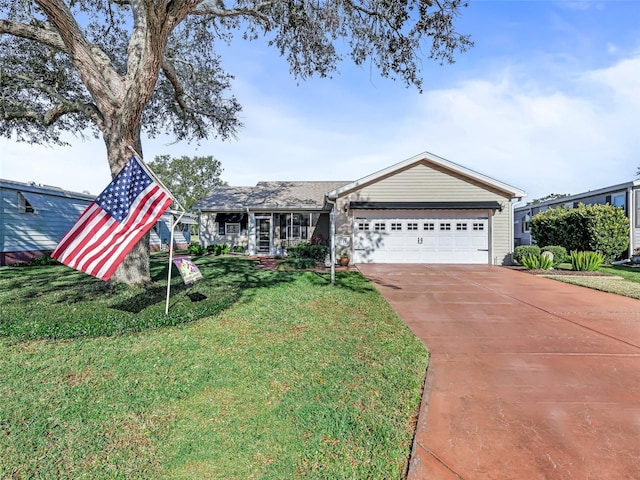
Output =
[
  {"x1": 195, "y1": 181, "x2": 352, "y2": 212},
  {"x1": 514, "y1": 179, "x2": 640, "y2": 212},
  {"x1": 0, "y1": 178, "x2": 95, "y2": 201},
  {"x1": 326, "y1": 151, "x2": 527, "y2": 200}
]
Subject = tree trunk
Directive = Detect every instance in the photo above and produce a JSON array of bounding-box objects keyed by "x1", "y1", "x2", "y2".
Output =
[{"x1": 103, "y1": 124, "x2": 154, "y2": 285}]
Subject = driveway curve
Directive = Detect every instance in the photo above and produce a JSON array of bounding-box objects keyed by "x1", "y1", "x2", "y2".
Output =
[{"x1": 357, "y1": 264, "x2": 640, "y2": 480}]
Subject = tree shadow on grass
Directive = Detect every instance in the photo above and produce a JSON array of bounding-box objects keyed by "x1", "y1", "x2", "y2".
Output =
[{"x1": 0, "y1": 256, "x2": 308, "y2": 340}]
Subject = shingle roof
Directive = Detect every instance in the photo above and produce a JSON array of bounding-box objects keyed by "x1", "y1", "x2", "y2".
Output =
[{"x1": 195, "y1": 181, "x2": 351, "y2": 211}]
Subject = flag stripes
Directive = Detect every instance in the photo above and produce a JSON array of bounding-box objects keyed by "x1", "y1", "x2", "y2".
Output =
[{"x1": 52, "y1": 157, "x2": 173, "y2": 281}]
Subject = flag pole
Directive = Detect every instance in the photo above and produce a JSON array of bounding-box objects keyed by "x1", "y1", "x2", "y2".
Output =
[
  {"x1": 165, "y1": 210, "x2": 186, "y2": 314},
  {"x1": 126, "y1": 146, "x2": 187, "y2": 212},
  {"x1": 126, "y1": 146, "x2": 187, "y2": 314}
]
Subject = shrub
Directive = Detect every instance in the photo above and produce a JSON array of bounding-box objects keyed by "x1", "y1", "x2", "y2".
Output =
[
  {"x1": 514, "y1": 245, "x2": 541, "y2": 264},
  {"x1": 187, "y1": 244, "x2": 207, "y2": 256},
  {"x1": 287, "y1": 242, "x2": 328, "y2": 262},
  {"x1": 14, "y1": 253, "x2": 60, "y2": 267},
  {"x1": 530, "y1": 207, "x2": 574, "y2": 248},
  {"x1": 541, "y1": 245, "x2": 568, "y2": 265},
  {"x1": 231, "y1": 245, "x2": 246, "y2": 253},
  {"x1": 570, "y1": 251, "x2": 605, "y2": 271},
  {"x1": 530, "y1": 204, "x2": 629, "y2": 263},
  {"x1": 205, "y1": 243, "x2": 229, "y2": 256},
  {"x1": 521, "y1": 254, "x2": 554, "y2": 270}
]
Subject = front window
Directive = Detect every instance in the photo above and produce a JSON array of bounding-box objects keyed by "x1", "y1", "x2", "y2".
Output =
[
  {"x1": 279, "y1": 213, "x2": 311, "y2": 241},
  {"x1": 216, "y1": 213, "x2": 246, "y2": 235}
]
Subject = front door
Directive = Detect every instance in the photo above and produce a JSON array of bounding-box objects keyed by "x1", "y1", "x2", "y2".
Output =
[{"x1": 256, "y1": 217, "x2": 271, "y2": 254}]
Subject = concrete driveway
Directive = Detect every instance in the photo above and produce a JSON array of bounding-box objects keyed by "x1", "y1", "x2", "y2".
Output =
[{"x1": 357, "y1": 264, "x2": 640, "y2": 480}]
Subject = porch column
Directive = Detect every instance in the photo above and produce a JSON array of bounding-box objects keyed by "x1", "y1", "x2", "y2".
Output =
[
  {"x1": 247, "y1": 211, "x2": 256, "y2": 255},
  {"x1": 330, "y1": 201, "x2": 336, "y2": 284}
]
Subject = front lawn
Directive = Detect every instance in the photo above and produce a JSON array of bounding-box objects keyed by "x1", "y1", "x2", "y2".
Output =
[
  {"x1": 0, "y1": 256, "x2": 427, "y2": 479},
  {"x1": 543, "y1": 265, "x2": 640, "y2": 300}
]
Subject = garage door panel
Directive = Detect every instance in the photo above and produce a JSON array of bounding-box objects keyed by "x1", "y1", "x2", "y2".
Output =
[{"x1": 353, "y1": 215, "x2": 489, "y2": 264}]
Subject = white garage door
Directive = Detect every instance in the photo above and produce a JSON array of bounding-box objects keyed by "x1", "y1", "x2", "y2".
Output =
[{"x1": 353, "y1": 215, "x2": 489, "y2": 264}]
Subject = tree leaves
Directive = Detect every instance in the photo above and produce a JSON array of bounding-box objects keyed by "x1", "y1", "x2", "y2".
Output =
[{"x1": 147, "y1": 154, "x2": 228, "y2": 211}]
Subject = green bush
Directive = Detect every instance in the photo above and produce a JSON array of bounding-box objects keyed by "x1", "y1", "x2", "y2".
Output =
[
  {"x1": 530, "y1": 207, "x2": 576, "y2": 249},
  {"x1": 287, "y1": 242, "x2": 329, "y2": 262},
  {"x1": 570, "y1": 250, "x2": 605, "y2": 271},
  {"x1": 206, "y1": 243, "x2": 229, "y2": 255},
  {"x1": 530, "y1": 204, "x2": 629, "y2": 262},
  {"x1": 14, "y1": 253, "x2": 59, "y2": 267},
  {"x1": 521, "y1": 254, "x2": 554, "y2": 270},
  {"x1": 187, "y1": 244, "x2": 207, "y2": 255},
  {"x1": 541, "y1": 245, "x2": 568, "y2": 265},
  {"x1": 231, "y1": 245, "x2": 246, "y2": 253},
  {"x1": 514, "y1": 245, "x2": 541, "y2": 264}
]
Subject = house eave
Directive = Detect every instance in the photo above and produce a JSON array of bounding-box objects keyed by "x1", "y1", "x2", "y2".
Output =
[{"x1": 327, "y1": 151, "x2": 527, "y2": 200}]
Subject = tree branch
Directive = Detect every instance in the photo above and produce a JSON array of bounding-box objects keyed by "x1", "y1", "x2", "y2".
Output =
[
  {"x1": 35, "y1": 1, "x2": 123, "y2": 105},
  {"x1": 1, "y1": 71, "x2": 103, "y2": 126},
  {"x1": 161, "y1": 58, "x2": 189, "y2": 112},
  {"x1": 0, "y1": 19, "x2": 67, "y2": 52},
  {"x1": 191, "y1": 0, "x2": 279, "y2": 29}
]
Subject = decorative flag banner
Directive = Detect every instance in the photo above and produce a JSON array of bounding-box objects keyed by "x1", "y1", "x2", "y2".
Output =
[
  {"x1": 52, "y1": 156, "x2": 173, "y2": 281},
  {"x1": 173, "y1": 256, "x2": 204, "y2": 285}
]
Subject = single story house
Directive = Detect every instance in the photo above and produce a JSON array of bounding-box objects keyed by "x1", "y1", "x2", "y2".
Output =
[
  {"x1": 1, "y1": 178, "x2": 196, "y2": 265},
  {"x1": 514, "y1": 180, "x2": 640, "y2": 255},
  {"x1": 195, "y1": 151, "x2": 526, "y2": 265},
  {"x1": 0, "y1": 179, "x2": 94, "y2": 265},
  {"x1": 150, "y1": 210, "x2": 198, "y2": 252}
]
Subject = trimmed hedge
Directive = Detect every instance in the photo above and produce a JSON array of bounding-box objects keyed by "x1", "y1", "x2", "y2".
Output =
[
  {"x1": 530, "y1": 204, "x2": 629, "y2": 262},
  {"x1": 287, "y1": 242, "x2": 329, "y2": 262}
]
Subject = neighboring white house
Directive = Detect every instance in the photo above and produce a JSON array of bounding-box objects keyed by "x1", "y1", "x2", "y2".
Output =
[
  {"x1": 514, "y1": 180, "x2": 640, "y2": 255},
  {"x1": 1, "y1": 179, "x2": 197, "y2": 265},
  {"x1": 195, "y1": 151, "x2": 527, "y2": 265}
]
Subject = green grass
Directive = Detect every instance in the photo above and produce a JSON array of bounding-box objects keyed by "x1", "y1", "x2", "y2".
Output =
[
  {"x1": 546, "y1": 265, "x2": 640, "y2": 300},
  {"x1": 0, "y1": 256, "x2": 427, "y2": 479},
  {"x1": 0, "y1": 254, "x2": 270, "y2": 340}
]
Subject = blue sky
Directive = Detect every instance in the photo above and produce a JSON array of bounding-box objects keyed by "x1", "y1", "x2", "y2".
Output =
[{"x1": 2, "y1": 0, "x2": 639, "y2": 204}]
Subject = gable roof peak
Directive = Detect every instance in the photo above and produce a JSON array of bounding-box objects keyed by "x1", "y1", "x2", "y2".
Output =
[{"x1": 327, "y1": 151, "x2": 526, "y2": 199}]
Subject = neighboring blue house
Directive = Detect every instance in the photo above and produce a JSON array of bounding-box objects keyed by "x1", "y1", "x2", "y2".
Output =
[
  {"x1": 1, "y1": 178, "x2": 196, "y2": 266},
  {"x1": 0, "y1": 179, "x2": 94, "y2": 266},
  {"x1": 514, "y1": 180, "x2": 640, "y2": 255},
  {"x1": 150, "y1": 210, "x2": 197, "y2": 252}
]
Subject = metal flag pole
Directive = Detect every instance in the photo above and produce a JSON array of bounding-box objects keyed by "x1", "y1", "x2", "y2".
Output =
[
  {"x1": 126, "y1": 146, "x2": 187, "y2": 314},
  {"x1": 165, "y1": 210, "x2": 186, "y2": 314}
]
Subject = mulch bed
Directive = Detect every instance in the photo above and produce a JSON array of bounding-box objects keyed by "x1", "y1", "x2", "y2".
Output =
[{"x1": 506, "y1": 266, "x2": 612, "y2": 277}]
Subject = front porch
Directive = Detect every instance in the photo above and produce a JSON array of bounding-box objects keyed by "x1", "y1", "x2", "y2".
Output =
[{"x1": 201, "y1": 210, "x2": 331, "y2": 256}]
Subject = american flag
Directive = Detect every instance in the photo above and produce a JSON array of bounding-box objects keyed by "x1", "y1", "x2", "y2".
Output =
[{"x1": 52, "y1": 156, "x2": 173, "y2": 281}]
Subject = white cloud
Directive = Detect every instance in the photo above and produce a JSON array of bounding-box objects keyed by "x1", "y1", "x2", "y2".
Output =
[{"x1": 1, "y1": 48, "x2": 638, "y2": 205}]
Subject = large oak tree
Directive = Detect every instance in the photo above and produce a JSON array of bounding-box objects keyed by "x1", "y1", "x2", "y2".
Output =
[{"x1": 0, "y1": 0, "x2": 471, "y2": 284}]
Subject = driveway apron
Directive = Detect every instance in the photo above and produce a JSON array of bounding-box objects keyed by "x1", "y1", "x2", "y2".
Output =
[{"x1": 357, "y1": 264, "x2": 640, "y2": 480}]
